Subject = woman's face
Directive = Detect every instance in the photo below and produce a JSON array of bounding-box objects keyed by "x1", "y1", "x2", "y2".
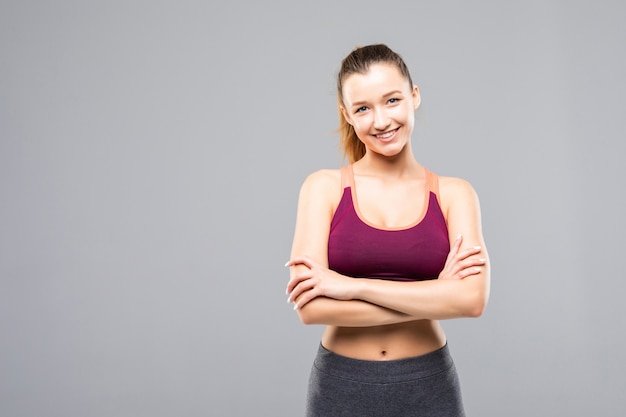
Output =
[{"x1": 341, "y1": 63, "x2": 420, "y2": 159}]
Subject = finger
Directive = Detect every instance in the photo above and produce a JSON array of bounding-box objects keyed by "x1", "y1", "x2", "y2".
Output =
[
  {"x1": 449, "y1": 264, "x2": 466, "y2": 278},
  {"x1": 287, "y1": 277, "x2": 317, "y2": 303},
  {"x1": 458, "y1": 257, "x2": 487, "y2": 270},
  {"x1": 450, "y1": 257, "x2": 485, "y2": 278},
  {"x1": 456, "y1": 245, "x2": 482, "y2": 261},
  {"x1": 285, "y1": 255, "x2": 316, "y2": 269},
  {"x1": 286, "y1": 269, "x2": 313, "y2": 294},
  {"x1": 459, "y1": 267, "x2": 482, "y2": 279},
  {"x1": 287, "y1": 275, "x2": 312, "y2": 297},
  {"x1": 293, "y1": 288, "x2": 319, "y2": 310},
  {"x1": 441, "y1": 236, "x2": 462, "y2": 271}
]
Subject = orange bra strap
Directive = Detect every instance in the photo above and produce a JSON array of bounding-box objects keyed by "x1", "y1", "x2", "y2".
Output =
[
  {"x1": 340, "y1": 165, "x2": 352, "y2": 189},
  {"x1": 425, "y1": 168, "x2": 441, "y2": 202}
]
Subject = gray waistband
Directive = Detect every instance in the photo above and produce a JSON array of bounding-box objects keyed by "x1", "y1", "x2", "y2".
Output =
[{"x1": 312, "y1": 343, "x2": 454, "y2": 384}]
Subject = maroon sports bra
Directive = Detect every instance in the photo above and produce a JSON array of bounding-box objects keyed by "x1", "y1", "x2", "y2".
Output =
[{"x1": 328, "y1": 165, "x2": 450, "y2": 282}]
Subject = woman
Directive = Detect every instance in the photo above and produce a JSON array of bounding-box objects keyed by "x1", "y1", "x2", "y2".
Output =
[{"x1": 286, "y1": 44, "x2": 490, "y2": 417}]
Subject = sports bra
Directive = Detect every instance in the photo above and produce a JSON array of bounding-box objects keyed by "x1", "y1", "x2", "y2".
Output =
[{"x1": 328, "y1": 165, "x2": 450, "y2": 282}]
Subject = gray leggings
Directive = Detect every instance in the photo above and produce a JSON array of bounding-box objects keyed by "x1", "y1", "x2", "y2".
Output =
[{"x1": 306, "y1": 343, "x2": 465, "y2": 417}]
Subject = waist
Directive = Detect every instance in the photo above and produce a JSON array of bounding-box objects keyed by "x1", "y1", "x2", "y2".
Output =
[
  {"x1": 321, "y1": 319, "x2": 446, "y2": 361},
  {"x1": 313, "y1": 341, "x2": 454, "y2": 384}
]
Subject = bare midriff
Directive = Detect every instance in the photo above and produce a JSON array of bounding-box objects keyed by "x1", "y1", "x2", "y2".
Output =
[{"x1": 321, "y1": 319, "x2": 446, "y2": 361}]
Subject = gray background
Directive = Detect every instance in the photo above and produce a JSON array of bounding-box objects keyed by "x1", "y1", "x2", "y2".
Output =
[{"x1": 1, "y1": 1, "x2": 625, "y2": 416}]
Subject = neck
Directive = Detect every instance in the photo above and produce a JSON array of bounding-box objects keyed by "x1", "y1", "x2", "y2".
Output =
[{"x1": 355, "y1": 147, "x2": 421, "y2": 178}]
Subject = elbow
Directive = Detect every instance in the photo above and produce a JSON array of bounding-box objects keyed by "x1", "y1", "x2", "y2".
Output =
[
  {"x1": 297, "y1": 310, "x2": 316, "y2": 325},
  {"x1": 460, "y1": 275, "x2": 490, "y2": 318},
  {"x1": 467, "y1": 290, "x2": 489, "y2": 318},
  {"x1": 295, "y1": 302, "x2": 322, "y2": 325},
  {"x1": 455, "y1": 282, "x2": 488, "y2": 318},
  {"x1": 467, "y1": 300, "x2": 487, "y2": 318},
  {"x1": 294, "y1": 297, "x2": 336, "y2": 325}
]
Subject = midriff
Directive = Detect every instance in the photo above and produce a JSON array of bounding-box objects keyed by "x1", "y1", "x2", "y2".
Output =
[{"x1": 321, "y1": 319, "x2": 446, "y2": 361}]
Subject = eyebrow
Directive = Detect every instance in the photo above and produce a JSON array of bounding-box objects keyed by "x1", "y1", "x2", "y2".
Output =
[{"x1": 350, "y1": 90, "x2": 404, "y2": 108}]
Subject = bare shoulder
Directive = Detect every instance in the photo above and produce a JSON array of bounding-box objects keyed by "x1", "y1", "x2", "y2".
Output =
[
  {"x1": 303, "y1": 168, "x2": 341, "y2": 186},
  {"x1": 438, "y1": 175, "x2": 486, "y2": 248},
  {"x1": 438, "y1": 176, "x2": 480, "y2": 213},
  {"x1": 296, "y1": 169, "x2": 341, "y2": 232},
  {"x1": 299, "y1": 169, "x2": 342, "y2": 198},
  {"x1": 439, "y1": 175, "x2": 476, "y2": 194}
]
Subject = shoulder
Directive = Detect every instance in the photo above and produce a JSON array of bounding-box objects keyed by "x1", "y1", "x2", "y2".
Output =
[
  {"x1": 298, "y1": 168, "x2": 343, "y2": 207},
  {"x1": 438, "y1": 175, "x2": 481, "y2": 214},
  {"x1": 439, "y1": 175, "x2": 477, "y2": 195},
  {"x1": 436, "y1": 175, "x2": 486, "y2": 248},
  {"x1": 302, "y1": 168, "x2": 341, "y2": 186},
  {"x1": 299, "y1": 169, "x2": 341, "y2": 195}
]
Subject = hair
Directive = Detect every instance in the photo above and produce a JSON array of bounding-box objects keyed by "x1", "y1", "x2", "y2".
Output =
[{"x1": 337, "y1": 44, "x2": 414, "y2": 163}]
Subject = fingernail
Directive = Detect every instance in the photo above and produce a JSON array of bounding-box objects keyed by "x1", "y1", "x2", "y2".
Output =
[
  {"x1": 456, "y1": 234, "x2": 462, "y2": 240},
  {"x1": 479, "y1": 258, "x2": 486, "y2": 263},
  {"x1": 474, "y1": 267, "x2": 481, "y2": 273},
  {"x1": 473, "y1": 246, "x2": 482, "y2": 251},
  {"x1": 293, "y1": 303, "x2": 298, "y2": 310},
  {"x1": 284, "y1": 261, "x2": 290, "y2": 267}
]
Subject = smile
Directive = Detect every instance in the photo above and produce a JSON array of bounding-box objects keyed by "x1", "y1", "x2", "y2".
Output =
[{"x1": 374, "y1": 128, "x2": 399, "y2": 141}]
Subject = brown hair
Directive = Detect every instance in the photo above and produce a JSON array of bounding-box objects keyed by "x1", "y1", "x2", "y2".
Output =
[{"x1": 337, "y1": 44, "x2": 414, "y2": 163}]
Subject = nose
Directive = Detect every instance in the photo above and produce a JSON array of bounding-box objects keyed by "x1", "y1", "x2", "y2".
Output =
[{"x1": 373, "y1": 107, "x2": 390, "y2": 130}]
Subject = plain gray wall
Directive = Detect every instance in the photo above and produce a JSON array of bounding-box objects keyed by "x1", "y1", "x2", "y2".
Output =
[{"x1": 1, "y1": 1, "x2": 625, "y2": 416}]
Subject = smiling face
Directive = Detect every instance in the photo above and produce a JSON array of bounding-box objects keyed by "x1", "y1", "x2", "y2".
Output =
[{"x1": 340, "y1": 63, "x2": 421, "y2": 160}]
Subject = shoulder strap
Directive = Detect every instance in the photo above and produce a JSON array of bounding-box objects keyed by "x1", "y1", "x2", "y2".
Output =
[
  {"x1": 340, "y1": 165, "x2": 352, "y2": 189},
  {"x1": 425, "y1": 168, "x2": 442, "y2": 204},
  {"x1": 425, "y1": 168, "x2": 438, "y2": 194}
]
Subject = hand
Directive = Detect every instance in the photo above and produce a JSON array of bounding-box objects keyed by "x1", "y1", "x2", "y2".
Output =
[
  {"x1": 438, "y1": 235, "x2": 486, "y2": 280},
  {"x1": 285, "y1": 256, "x2": 356, "y2": 310}
]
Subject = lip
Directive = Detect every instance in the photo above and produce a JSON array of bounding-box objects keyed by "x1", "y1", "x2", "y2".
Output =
[{"x1": 373, "y1": 128, "x2": 399, "y2": 142}]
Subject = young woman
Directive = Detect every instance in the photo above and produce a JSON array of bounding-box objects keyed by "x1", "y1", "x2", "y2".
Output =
[{"x1": 286, "y1": 44, "x2": 490, "y2": 417}]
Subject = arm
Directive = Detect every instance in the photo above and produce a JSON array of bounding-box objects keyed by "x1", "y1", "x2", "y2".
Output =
[
  {"x1": 289, "y1": 177, "x2": 490, "y2": 320},
  {"x1": 293, "y1": 297, "x2": 417, "y2": 327},
  {"x1": 287, "y1": 170, "x2": 414, "y2": 327},
  {"x1": 342, "y1": 177, "x2": 489, "y2": 319}
]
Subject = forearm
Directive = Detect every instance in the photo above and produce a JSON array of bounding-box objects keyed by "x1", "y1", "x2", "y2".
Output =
[
  {"x1": 295, "y1": 296, "x2": 417, "y2": 327},
  {"x1": 355, "y1": 275, "x2": 489, "y2": 320}
]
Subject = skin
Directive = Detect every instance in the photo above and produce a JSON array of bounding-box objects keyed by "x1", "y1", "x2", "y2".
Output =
[{"x1": 286, "y1": 63, "x2": 490, "y2": 361}]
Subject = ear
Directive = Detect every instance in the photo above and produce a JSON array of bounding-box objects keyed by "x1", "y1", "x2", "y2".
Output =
[
  {"x1": 412, "y1": 85, "x2": 421, "y2": 110},
  {"x1": 340, "y1": 106, "x2": 353, "y2": 126}
]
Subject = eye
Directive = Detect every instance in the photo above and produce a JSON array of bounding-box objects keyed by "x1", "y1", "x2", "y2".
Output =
[
  {"x1": 354, "y1": 106, "x2": 368, "y2": 114},
  {"x1": 388, "y1": 97, "x2": 401, "y2": 104}
]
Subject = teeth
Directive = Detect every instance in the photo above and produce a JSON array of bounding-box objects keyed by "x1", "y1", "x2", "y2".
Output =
[{"x1": 376, "y1": 129, "x2": 396, "y2": 139}]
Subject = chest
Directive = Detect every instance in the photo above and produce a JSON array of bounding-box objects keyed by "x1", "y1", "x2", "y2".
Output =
[
  {"x1": 352, "y1": 176, "x2": 428, "y2": 230},
  {"x1": 328, "y1": 189, "x2": 450, "y2": 281}
]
